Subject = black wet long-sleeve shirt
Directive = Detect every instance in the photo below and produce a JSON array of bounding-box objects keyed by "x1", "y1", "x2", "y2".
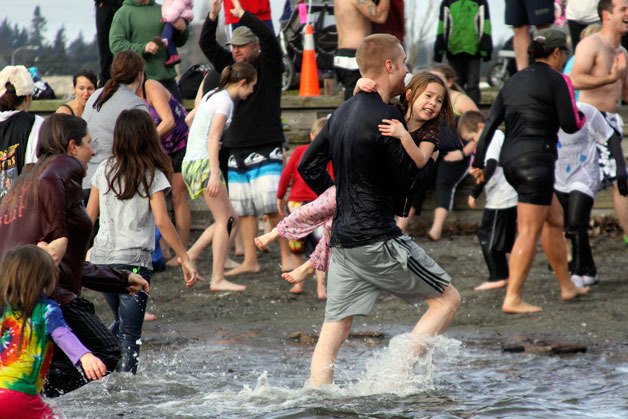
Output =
[
  {"x1": 473, "y1": 61, "x2": 585, "y2": 169},
  {"x1": 298, "y1": 92, "x2": 428, "y2": 248}
]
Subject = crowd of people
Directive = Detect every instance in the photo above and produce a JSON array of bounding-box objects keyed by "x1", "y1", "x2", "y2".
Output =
[{"x1": 1, "y1": 0, "x2": 628, "y2": 416}]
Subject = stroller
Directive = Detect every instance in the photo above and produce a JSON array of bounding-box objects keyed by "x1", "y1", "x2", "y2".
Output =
[{"x1": 278, "y1": 0, "x2": 337, "y2": 91}]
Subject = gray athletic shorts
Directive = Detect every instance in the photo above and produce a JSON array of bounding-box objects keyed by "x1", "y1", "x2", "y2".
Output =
[{"x1": 324, "y1": 235, "x2": 451, "y2": 322}]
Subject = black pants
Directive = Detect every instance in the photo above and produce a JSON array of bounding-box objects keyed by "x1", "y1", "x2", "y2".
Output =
[
  {"x1": 95, "y1": 0, "x2": 123, "y2": 87},
  {"x1": 435, "y1": 156, "x2": 471, "y2": 210},
  {"x1": 44, "y1": 297, "x2": 121, "y2": 397},
  {"x1": 556, "y1": 190, "x2": 596, "y2": 276},
  {"x1": 477, "y1": 207, "x2": 518, "y2": 281},
  {"x1": 447, "y1": 53, "x2": 481, "y2": 105}
]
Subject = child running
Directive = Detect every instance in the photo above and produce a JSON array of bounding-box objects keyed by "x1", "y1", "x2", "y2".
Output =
[
  {"x1": 182, "y1": 62, "x2": 257, "y2": 292},
  {"x1": 86, "y1": 109, "x2": 197, "y2": 374},
  {"x1": 0, "y1": 245, "x2": 107, "y2": 418},
  {"x1": 555, "y1": 102, "x2": 628, "y2": 287},
  {"x1": 255, "y1": 72, "x2": 451, "y2": 292},
  {"x1": 462, "y1": 111, "x2": 518, "y2": 291}
]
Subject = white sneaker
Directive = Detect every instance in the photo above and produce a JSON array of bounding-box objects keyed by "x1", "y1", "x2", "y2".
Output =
[
  {"x1": 570, "y1": 275, "x2": 585, "y2": 287},
  {"x1": 582, "y1": 275, "x2": 599, "y2": 286}
]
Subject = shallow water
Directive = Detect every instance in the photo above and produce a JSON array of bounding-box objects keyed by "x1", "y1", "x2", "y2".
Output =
[{"x1": 53, "y1": 326, "x2": 628, "y2": 418}]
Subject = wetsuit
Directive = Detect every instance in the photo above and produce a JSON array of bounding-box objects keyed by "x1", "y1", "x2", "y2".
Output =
[{"x1": 473, "y1": 61, "x2": 585, "y2": 205}]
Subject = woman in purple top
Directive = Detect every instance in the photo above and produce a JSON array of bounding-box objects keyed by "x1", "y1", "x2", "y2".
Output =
[{"x1": 137, "y1": 78, "x2": 192, "y2": 255}]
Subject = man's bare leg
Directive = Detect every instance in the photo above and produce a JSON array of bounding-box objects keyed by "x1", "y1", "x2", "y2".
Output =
[
  {"x1": 316, "y1": 271, "x2": 327, "y2": 300},
  {"x1": 309, "y1": 317, "x2": 353, "y2": 387},
  {"x1": 225, "y1": 215, "x2": 260, "y2": 276},
  {"x1": 541, "y1": 195, "x2": 590, "y2": 301},
  {"x1": 513, "y1": 25, "x2": 531, "y2": 71},
  {"x1": 412, "y1": 285, "x2": 460, "y2": 337},
  {"x1": 502, "y1": 203, "x2": 547, "y2": 314},
  {"x1": 612, "y1": 184, "x2": 628, "y2": 237}
]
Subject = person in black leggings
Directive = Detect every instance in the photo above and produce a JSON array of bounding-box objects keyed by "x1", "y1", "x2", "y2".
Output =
[{"x1": 472, "y1": 28, "x2": 590, "y2": 314}]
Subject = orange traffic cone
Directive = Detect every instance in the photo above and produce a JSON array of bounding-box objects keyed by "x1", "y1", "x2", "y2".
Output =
[{"x1": 299, "y1": 24, "x2": 320, "y2": 96}]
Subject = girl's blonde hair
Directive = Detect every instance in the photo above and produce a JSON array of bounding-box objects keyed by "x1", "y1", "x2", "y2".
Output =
[
  {"x1": 404, "y1": 72, "x2": 455, "y2": 128},
  {"x1": 0, "y1": 245, "x2": 57, "y2": 352}
]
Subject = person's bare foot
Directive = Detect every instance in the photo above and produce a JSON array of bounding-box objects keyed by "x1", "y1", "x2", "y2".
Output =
[
  {"x1": 289, "y1": 282, "x2": 304, "y2": 294},
  {"x1": 282, "y1": 263, "x2": 315, "y2": 284},
  {"x1": 210, "y1": 279, "x2": 246, "y2": 292},
  {"x1": 474, "y1": 280, "x2": 507, "y2": 291},
  {"x1": 224, "y1": 257, "x2": 241, "y2": 270},
  {"x1": 254, "y1": 230, "x2": 279, "y2": 251},
  {"x1": 225, "y1": 263, "x2": 260, "y2": 276},
  {"x1": 502, "y1": 298, "x2": 543, "y2": 314},
  {"x1": 144, "y1": 312, "x2": 157, "y2": 321},
  {"x1": 561, "y1": 286, "x2": 590, "y2": 301},
  {"x1": 165, "y1": 256, "x2": 181, "y2": 267},
  {"x1": 426, "y1": 231, "x2": 440, "y2": 242}
]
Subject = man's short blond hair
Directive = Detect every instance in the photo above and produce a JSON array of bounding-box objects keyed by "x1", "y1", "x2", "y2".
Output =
[{"x1": 356, "y1": 34, "x2": 403, "y2": 76}]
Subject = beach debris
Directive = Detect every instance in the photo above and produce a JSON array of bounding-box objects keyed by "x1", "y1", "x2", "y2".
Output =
[{"x1": 502, "y1": 336, "x2": 587, "y2": 355}]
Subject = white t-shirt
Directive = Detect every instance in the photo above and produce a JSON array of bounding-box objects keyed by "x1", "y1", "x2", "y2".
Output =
[
  {"x1": 555, "y1": 102, "x2": 614, "y2": 198},
  {"x1": 184, "y1": 89, "x2": 234, "y2": 162},
  {"x1": 484, "y1": 130, "x2": 518, "y2": 209},
  {"x1": 89, "y1": 159, "x2": 171, "y2": 269},
  {"x1": 566, "y1": 0, "x2": 599, "y2": 24}
]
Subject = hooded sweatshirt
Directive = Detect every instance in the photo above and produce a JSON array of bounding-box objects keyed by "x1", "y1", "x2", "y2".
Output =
[{"x1": 109, "y1": 0, "x2": 189, "y2": 82}]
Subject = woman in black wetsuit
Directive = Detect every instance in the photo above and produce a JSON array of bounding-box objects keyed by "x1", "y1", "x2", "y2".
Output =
[{"x1": 471, "y1": 28, "x2": 590, "y2": 314}]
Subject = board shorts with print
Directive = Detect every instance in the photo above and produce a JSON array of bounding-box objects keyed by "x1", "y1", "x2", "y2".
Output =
[
  {"x1": 227, "y1": 144, "x2": 283, "y2": 216},
  {"x1": 324, "y1": 235, "x2": 452, "y2": 323},
  {"x1": 505, "y1": 0, "x2": 554, "y2": 27},
  {"x1": 182, "y1": 159, "x2": 225, "y2": 200},
  {"x1": 599, "y1": 112, "x2": 625, "y2": 190}
]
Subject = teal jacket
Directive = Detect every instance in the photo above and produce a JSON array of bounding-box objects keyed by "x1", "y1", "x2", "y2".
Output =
[
  {"x1": 109, "y1": 0, "x2": 189, "y2": 81},
  {"x1": 434, "y1": 0, "x2": 492, "y2": 61}
]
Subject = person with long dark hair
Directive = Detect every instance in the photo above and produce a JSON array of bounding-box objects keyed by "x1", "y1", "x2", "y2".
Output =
[
  {"x1": 472, "y1": 28, "x2": 590, "y2": 314},
  {"x1": 0, "y1": 114, "x2": 149, "y2": 397},
  {"x1": 82, "y1": 50, "x2": 149, "y2": 201},
  {"x1": 86, "y1": 109, "x2": 197, "y2": 373}
]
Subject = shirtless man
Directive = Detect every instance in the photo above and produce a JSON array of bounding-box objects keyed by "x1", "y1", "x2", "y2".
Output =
[
  {"x1": 334, "y1": 0, "x2": 390, "y2": 99},
  {"x1": 571, "y1": 0, "x2": 628, "y2": 247}
]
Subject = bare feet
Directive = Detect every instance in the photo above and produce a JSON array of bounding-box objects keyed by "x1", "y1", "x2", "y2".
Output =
[
  {"x1": 282, "y1": 263, "x2": 315, "y2": 284},
  {"x1": 144, "y1": 312, "x2": 157, "y2": 321},
  {"x1": 289, "y1": 282, "x2": 304, "y2": 294},
  {"x1": 210, "y1": 279, "x2": 246, "y2": 292},
  {"x1": 224, "y1": 257, "x2": 241, "y2": 270},
  {"x1": 474, "y1": 280, "x2": 507, "y2": 291},
  {"x1": 426, "y1": 231, "x2": 440, "y2": 242},
  {"x1": 165, "y1": 256, "x2": 181, "y2": 267},
  {"x1": 561, "y1": 286, "x2": 589, "y2": 301},
  {"x1": 254, "y1": 229, "x2": 279, "y2": 251},
  {"x1": 225, "y1": 263, "x2": 260, "y2": 276},
  {"x1": 502, "y1": 297, "x2": 543, "y2": 314}
]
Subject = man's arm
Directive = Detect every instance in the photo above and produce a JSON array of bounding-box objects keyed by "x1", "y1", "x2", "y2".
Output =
[
  {"x1": 353, "y1": 0, "x2": 391, "y2": 24},
  {"x1": 108, "y1": 10, "x2": 146, "y2": 56},
  {"x1": 199, "y1": 0, "x2": 234, "y2": 73},
  {"x1": 298, "y1": 124, "x2": 334, "y2": 195},
  {"x1": 472, "y1": 91, "x2": 505, "y2": 169},
  {"x1": 571, "y1": 38, "x2": 625, "y2": 90}
]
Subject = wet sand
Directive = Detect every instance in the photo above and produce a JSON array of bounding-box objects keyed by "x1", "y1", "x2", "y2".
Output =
[{"x1": 84, "y1": 232, "x2": 628, "y2": 354}]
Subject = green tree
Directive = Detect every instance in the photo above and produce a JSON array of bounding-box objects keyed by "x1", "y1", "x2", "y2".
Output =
[{"x1": 29, "y1": 6, "x2": 47, "y2": 47}]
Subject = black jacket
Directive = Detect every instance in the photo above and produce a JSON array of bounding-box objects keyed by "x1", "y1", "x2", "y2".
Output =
[
  {"x1": 473, "y1": 62, "x2": 585, "y2": 168},
  {"x1": 199, "y1": 11, "x2": 285, "y2": 149},
  {"x1": 298, "y1": 92, "x2": 432, "y2": 248}
]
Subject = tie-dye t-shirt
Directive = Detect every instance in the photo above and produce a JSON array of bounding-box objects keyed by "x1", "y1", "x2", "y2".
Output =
[{"x1": 0, "y1": 298, "x2": 67, "y2": 395}]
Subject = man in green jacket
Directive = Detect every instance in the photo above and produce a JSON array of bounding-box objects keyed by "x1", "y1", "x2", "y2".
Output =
[{"x1": 109, "y1": 0, "x2": 189, "y2": 100}]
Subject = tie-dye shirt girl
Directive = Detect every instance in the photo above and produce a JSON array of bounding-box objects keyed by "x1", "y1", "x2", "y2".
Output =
[{"x1": 0, "y1": 297, "x2": 89, "y2": 394}]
